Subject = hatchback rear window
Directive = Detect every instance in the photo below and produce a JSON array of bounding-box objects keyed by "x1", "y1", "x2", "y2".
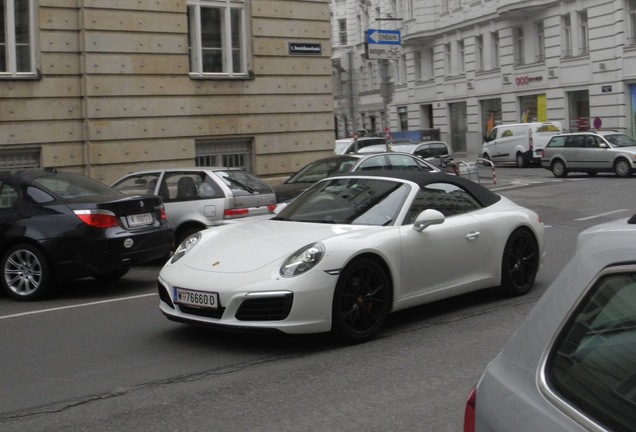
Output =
[
  {"x1": 213, "y1": 170, "x2": 273, "y2": 197},
  {"x1": 546, "y1": 270, "x2": 636, "y2": 431}
]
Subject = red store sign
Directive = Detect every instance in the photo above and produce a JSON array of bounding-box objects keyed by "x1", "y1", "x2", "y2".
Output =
[{"x1": 515, "y1": 75, "x2": 543, "y2": 85}]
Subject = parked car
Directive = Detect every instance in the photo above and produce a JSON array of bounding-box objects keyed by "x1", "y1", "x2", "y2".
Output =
[
  {"x1": 465, "y1": 214, "x2": 636, "y2": 432},
  {"x1": 540, "y1": 130, "x2": 636, "y2": 178},
  {"x1": 357, "y1": 141, "x2": 451, "y2": 160},
  {"x1": 482, "y1": 122, "x2": 562, "y2": 167},
  {"x1": 0, "y1": 168, "x2": 174, "y2": 301},
  {"x1": 112, "y1": 168, "x2": 277, "y2": 245},
  {"x1": 158, "y1": 171, "x2": 544, "y2": 343},
  {"x1": 335, "y1": 136, "x2": 389, "y2": 154},
  {"x1": 272, "y1": 153, "x2": 441, "y2": 202}
]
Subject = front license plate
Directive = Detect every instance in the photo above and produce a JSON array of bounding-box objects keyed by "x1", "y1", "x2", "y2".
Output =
[
  {"x1": 127, "y1": 212, "x2": 153, "y2": 227},
  {"x1": 174, "y1": 288, "x2": 219, "y2": 310}
]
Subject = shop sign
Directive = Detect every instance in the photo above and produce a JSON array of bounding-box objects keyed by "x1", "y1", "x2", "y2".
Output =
[{"x1": 515, "y1": 75, "x2": 543, "y2": 86}]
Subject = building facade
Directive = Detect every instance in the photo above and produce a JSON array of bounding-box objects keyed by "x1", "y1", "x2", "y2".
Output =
[
  {"x1": 0, "y1": 0, "x2": 333, "y2": 184},
  {"x1": 332, "y1": 0, "x2": 636, "y2": 158}
]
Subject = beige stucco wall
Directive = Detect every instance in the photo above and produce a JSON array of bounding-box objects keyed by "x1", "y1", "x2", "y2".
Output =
[{"x1": 0, "y1": 0, "x2": 334, "y2": 185}]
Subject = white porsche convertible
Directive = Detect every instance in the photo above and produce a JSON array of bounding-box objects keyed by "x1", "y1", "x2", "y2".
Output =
[{"x1": 158, "y1": 172, "x2": 544, "y2": 342}]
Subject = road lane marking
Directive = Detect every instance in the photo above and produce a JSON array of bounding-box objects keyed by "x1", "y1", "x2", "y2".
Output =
[
  {"x1": 0, "y1": 293, "x2": 156, "y2": 320},
  {"x1": 574, "y1": 209, "x2": 628, "y2": 221}
]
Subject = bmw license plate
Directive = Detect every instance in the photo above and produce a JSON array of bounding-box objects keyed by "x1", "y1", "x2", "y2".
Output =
[
  {"x1": 127, "y1": 212, "x2": 153, "y2": 227},
  {"x1": 174, "y1": 288, "x2": 218, "y2": 309}
]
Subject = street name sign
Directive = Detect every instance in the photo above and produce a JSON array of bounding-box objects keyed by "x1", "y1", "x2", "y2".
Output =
[{"x1": 366, "y1": 29, "x2": 402, "y2": 60}]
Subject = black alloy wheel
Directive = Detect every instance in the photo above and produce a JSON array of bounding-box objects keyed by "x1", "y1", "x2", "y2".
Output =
[
  {"x1": 331, "y1": 257, "x2": 391, "y2": 343},
  {"x1": 500, "y1": 229, "x2": 539, "y2": 297},
  {"x1": 1, "y1": 244, "x2": 53, "y2": 301}
]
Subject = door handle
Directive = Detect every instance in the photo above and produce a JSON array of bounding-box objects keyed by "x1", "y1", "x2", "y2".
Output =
[{"x1": 466, "y1": 231, "x2": 480, "y2": 240}]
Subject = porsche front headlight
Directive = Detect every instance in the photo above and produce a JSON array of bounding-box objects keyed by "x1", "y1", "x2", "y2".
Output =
[
  {"x1": 280, "y1": 243, "x2": 325, "y2": 277},
  {"x1": 170, "y1": 231, "x2": 202, "y2": 263}
]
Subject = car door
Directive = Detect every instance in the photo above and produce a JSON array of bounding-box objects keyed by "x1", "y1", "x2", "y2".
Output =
[
  {"x1": 161, "y1": 171, "x2": 226, "y2": 227},
  {"x1": 563, "y1": 135, "x2": 587, "y2": 169},
  {"x1": 396, "y1": 182, "x2": 490, "y2": 303},
  {"x1": 582, "y1": 135, "x2": 610, "y2": 171}
]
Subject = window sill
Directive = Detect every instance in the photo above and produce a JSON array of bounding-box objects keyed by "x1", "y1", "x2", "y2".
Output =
[{"x1": 189, "y1": 71, "x2": 254, "y2": 80}]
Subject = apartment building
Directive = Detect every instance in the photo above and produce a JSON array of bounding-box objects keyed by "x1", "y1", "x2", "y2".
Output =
[
  {"x1": 332, "y1": 0, "x2": 636, "y2": 158},
  {"x1": 0, "y1": 0, "x2": 333, "y2": 184}
]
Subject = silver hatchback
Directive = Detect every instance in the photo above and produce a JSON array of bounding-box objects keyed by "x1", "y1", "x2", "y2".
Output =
[
  {"x1": 466, "y1": 215, "x2": 636, "y2": 431},
  {"x1": 112, "y1": 168, "x2": 276, "y2": 245},
  {"x1": 541, "y1": 130, "x2": 636, "y2": 178}
]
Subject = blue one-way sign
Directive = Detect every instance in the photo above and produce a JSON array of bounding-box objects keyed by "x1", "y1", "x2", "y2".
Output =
[
  {"x1": 366, "y1": 29, "x2": 401, "y2": 60},
  {"x1": 367, "y1": 29, "x2": 401, "y2": 45}
]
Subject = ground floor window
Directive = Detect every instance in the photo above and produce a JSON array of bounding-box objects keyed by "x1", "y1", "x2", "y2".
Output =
[
  {"x1": 519, "y1": 94, "x2": 547, "y2": 123},
  {"x1": 195, "y1": 137, "x2": 253, "y2": 172},
  {"x1": 0, "y1": 148, "x2": 39, "y2": 169},
  {"x1": 568, "y1": 90, "x2": 590, "y2": 131},
  {"x1": 481, "y1": 98, "x2": 501, "y2": 139},
  {"x1": 449, "y1": 102, "x2": 467, "y2": 153},
  {"x1": 630, "y1": 85, "x2": 636, "y2": 139},
  {"x1": 398, "y1": 106, "x2": 408, "y2": 131}
]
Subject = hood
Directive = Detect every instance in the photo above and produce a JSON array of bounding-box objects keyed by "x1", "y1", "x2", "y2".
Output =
[{"x1": 184, "y1": 218, "x2": 369, "y2": 273}]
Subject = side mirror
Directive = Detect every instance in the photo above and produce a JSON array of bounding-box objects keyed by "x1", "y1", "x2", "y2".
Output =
[{"x1": 413, "y1": 209, "x2": 445, "y2": 232}]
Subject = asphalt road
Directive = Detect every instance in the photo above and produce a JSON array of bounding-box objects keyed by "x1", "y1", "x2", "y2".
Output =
[{"x1": 1, "y1": 166, "x2": 634, "y2": 431}]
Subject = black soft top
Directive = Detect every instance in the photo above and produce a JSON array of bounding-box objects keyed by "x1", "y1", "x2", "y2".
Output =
[{"x1": 333, "y1": 170, "x2": 502, "y2": 208}]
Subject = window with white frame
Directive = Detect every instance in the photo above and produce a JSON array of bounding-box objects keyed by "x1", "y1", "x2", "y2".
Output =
[
  {"x1": 338, "y1": 19, "x2": 347, "y2": 45},
  {"x1": 457, "y1": 39, "x2": 465, "y2": 74},
  {"x1": 630, "y1": 0, "x2": 636, "y2": 44},
  {"x1": 563, "y1": 14, "x2": 572, "y2": 57},
  {"x1": 414, "y1": 51, "x2": 422, "y2": 80},
  {"x1": 0, "y1": 1, "x2": 37, "y2": 77},
  {"x1": 475, "y1": 35, "x2": 483, "y2": 71},
  {"x1": 514, "y1": 27, "x2": 524, "y2": 66},
  {"x1": 579, "y1": 10, "x2": 589, "y2": 55},
  {"x1": 536, "y1": 21, "x2": 545, "y2": 62},
  {"x1": 187, "y1": 0, "x2": 248, "y2": 77}
]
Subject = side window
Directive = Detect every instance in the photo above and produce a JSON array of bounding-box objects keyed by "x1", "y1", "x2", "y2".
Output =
[
  {"x1": 585, "y1": 136, "x2": 601, "y2": 148},
  {"x1": 567, "y1": 136, "x2": 586, "y2": 148},
  {"x1": 163, "y1": 172, "x2": 209, "y2": 201},
  {"x1": 113, "y1": 173, "x2": 162, "y2": 196},
  {"x1": 0, "y1": 183, "x2": 19, "y2": 208},
  {"x1": 546, "y1": 271, "x2": 636, "y2": 431},
  {"x1": 357, "y1": 155, "x2": 388, "y2": 171},
  {"x1": 414, "y1": 145, "x2": 432, "y2": 158},
  {"x1": 387, "y1": 154, "x2": 421, "y2": 171},
  {"x1": 501, "y1": 129, "x2": 514, "y2": 138},
  {"x1": 431, "y1": 144, "x2": 449, "y2": 156},
  {"x1": 404, "y1": 182, "x2": 481, "y2": 223},
  {"x1": 547, "y1": 136, "x2": 566, "y2": 148}
]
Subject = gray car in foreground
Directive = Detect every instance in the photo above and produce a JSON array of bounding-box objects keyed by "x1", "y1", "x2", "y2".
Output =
[{"x1": 465, "y1": 215, "x2": 636, "y2": 432}]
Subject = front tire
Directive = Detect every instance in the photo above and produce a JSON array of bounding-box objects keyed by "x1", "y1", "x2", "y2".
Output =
[
  {"x1": 1, "y1": 244, "x2": 54, "y2": 301},
  {"x1": 516, "y1": 152, "x2": 525, "y2": 168},
  {"x1": 500, "y1": 229, "x2": 539, "y2": 297},
  {"x1": 551, "y1": 159, "x2": 568, "y2": 178},
  {"x1": 614, "y1": 158, "x2": 633, "y2": 178},
  {"x1": 331, "y1": 257, "x2": 391, "y2": 343}
]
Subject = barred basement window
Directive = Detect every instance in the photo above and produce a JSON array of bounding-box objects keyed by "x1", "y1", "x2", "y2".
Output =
[
  {"x1": 195, "y1": 138, "x2": 253, "y2": 172},
  {"x1": 0, "y1": 148, "x2": 40, "y2": 169}
]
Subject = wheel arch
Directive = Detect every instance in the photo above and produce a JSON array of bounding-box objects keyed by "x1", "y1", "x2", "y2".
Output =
[
  {"x1": 341, "y1": 252, "x2": 395, "y2": 305},
  {"x1": 174, "y1": 221, "x2": 208, "y2": 245}
]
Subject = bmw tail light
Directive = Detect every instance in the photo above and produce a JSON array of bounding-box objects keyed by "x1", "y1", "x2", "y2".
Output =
[
  {"x1": 267, "y1": 204, "x2": 277, "y2": 213},
  {"x1": 464, "y1": 386, "x2": 476, "y2": 432},
  {"x1": 74, "y1": 209, "x2": 120, "y2": 228},
  {"x1": 224, "y1": 208, "x2": 249, "y2": 219},
  {"x1": 160, "y1": 205, "x2": 168, "y2": 220}
]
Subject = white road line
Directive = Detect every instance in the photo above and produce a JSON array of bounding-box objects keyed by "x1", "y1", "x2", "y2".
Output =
[
  {"x1": 574, "y1": 209, "x2": 629, "y2": 221},
  {"x1": 0, "y1": 293, "x2": 156, "y2": 320}
]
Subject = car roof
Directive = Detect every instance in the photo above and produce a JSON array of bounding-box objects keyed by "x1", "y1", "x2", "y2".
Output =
[
  {"x1": 118, "y1": 167, "x2": 248, "y2": 175},
  {"x1": 332, "y1": 170, "x2": 501, "y2": 207}
]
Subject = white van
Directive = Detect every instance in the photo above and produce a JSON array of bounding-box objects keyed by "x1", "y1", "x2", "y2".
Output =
[{"x1": 482, "y1": 122, "x2": 562, "y2": 167}]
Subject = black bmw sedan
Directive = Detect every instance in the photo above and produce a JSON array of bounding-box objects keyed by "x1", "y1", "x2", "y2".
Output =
[{"x1": 0, "y1": 169, "x2": 174, "y2": 301}]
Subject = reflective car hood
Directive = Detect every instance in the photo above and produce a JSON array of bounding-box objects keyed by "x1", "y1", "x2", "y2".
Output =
[{"x1": 184, "y1": 219, "x2": 368, "y2": 273}]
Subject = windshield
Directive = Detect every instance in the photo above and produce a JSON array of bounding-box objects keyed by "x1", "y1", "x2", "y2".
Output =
[
  {"x1": 273, "y1": 177, "x2": 411, "y2": 226},
  {"x1": 605, "y1": 134, "x2": 636, "y2": 148},
  {"x1": 286, "y1": 157, "x2": 358, "y2": 184}
]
